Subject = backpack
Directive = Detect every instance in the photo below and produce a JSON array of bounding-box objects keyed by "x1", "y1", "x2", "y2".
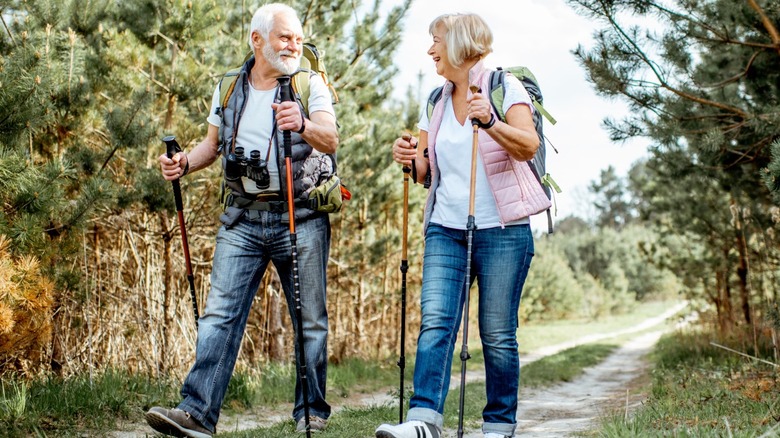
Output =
[
  {"x1": 218, "y1": 42, "x2": 339, "y2": 116},
  {"x1": 426, "y1": 66, "x2": 561, "y2": 233}
]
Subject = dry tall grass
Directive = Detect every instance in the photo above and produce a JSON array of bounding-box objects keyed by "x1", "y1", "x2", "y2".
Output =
[{"x1": 35, "y1": 202, "x2": 422, "y2": 378}]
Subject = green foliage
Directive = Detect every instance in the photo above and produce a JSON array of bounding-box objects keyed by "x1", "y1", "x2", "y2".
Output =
[
  {"x1": 521, "y1": 244, "x2": 584, "y2": 322},
  {"x1": 567, "y1": 0, "x2": 780, "y2": 330},
  {"x1": 763, "y1": 139, "x2": 780, "y2": 205},
  {"x1": 589, "y1": 165, "x2": 637, "y2": 229}
]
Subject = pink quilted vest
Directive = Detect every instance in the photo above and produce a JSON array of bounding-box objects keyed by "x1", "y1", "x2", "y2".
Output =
[{"x1": 422, "y1": 61, "x2": 551, "y2": 232}]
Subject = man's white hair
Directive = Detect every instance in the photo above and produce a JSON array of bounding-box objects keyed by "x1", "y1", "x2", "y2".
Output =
[{"x1": 248, "y1": 3, "x2": 300, "y2": 49}]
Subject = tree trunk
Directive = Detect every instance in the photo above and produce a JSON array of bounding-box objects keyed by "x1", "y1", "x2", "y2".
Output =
[{"x1": 731, "y1": 198, "x2": 751, "y2": 324}]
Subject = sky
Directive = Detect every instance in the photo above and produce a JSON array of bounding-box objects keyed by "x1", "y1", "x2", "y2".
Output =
[{"x1": 384, "y1": 0, "x2": 651, "y2": 232}]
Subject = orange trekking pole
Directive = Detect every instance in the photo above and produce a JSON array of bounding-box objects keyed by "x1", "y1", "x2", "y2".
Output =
[{"x1": 277, "y1": 76, "x2": 312, "y2": 438}]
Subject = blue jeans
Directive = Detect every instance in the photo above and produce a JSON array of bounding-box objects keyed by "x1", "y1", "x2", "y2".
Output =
[
  {"x1": 178, "y1": 211, "x2": 331, "y2": 432},
  {"x1": 407, "y1": 223, "x2": 534, "y2": 436}
]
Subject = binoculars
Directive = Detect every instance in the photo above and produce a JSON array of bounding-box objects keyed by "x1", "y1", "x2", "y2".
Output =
[{"x1": 225, "y1": 146, "x2": 271, "y2": 190}]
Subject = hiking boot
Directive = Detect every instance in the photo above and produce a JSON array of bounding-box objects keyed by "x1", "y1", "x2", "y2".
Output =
[
  {"x1": 296, "y1": 415, "x2": 328, "y2": 433},
  {"x1": 484, "y1": 434, "x2": 512, "y2": 438},
  {"x1": 375, "y1": 420, "x2": 441, "y2": 438},
  {"x1": 145, "y1": 407, "x2": 212, "y2": 438}
]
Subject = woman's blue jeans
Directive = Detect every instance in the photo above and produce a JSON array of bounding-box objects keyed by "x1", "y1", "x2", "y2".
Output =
[
  {"x1": 407, "y1": 223, "x2": 534, "y2": 437},
  {"x1": 177, "y1": 211, "x2": 331, "y2": 432}
]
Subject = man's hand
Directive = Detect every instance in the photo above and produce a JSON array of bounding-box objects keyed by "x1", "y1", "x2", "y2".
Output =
[
  {"x1": 159, "y1": 152, "x2": 188, "y2": 181},
  {"x1": 272, "y1": 101, "x2": 304, "y2": 133}
]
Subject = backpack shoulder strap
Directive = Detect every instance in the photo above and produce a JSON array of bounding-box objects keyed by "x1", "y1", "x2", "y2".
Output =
[
  {"x1": 426, "y1": 86, "x2": 444, "y2": 121},
  {"x1": 291, "y1": 69, "x2": 312, "y2": 116},
  {"x1": 219, "y1": 68, "x2": 242, "y2": 109},
  {"x1": 488, "y1": 69, "x2": 507, "y2": 122}
]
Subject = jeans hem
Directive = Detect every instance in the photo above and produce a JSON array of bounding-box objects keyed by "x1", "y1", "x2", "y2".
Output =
[
  {"x1": 176, "y1": 400, "x2": 215, "y2": 433},
  {"x1": 294, "y1": 410, "x2": 331, "y2": 422},
  {"x1": 482, "y1": 421, "x2": 516, "y2": 435},
  {"x1": 407, "y1": 407, "x2": 444, "y2": 429}
]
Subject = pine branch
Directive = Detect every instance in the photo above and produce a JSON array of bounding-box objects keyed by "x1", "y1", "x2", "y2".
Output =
[
  {"x1": 746, "y1": 0, "x2": 780, "y2": 56},
  {"x1": 0, "y1": 8, "x2": 16, "y2": 46}
]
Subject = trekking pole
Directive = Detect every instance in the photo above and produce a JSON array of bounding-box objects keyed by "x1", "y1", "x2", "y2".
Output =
[
  {"x1": 457, "y1": 85, "x2": 481, "y2": 438},
  {"x1": 397, "y1": 134, "x2": 414, "y2": 423},
  {"x1": 278, "y1": 76, "x2": 312, "y2": 438},
  {"x1": 161, "y1": 135, "x2": 199, "y2": 329}
]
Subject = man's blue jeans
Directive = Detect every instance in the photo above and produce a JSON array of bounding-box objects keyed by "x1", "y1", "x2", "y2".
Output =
[
  {"x1": 178, "y1": 211, "x2": 331, "y2": 432},
  {"x1": 407, "y1": 223, "x2": 534, "y2": 437}
]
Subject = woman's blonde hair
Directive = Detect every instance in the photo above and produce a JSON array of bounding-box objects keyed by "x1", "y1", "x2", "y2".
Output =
[{"x1": 429, "y1": 13, "x2": 493, "y2": 67}]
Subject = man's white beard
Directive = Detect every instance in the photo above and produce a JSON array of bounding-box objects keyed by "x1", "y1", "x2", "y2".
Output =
[{"x1": 263, "y1": 45, "x2": 300, "y2": 75}]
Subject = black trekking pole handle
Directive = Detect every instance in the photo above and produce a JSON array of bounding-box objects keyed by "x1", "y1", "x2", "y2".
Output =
[
  {"x1": 162, "y1": 135, "x2": 199, "y2": 329},
  {"x1": 277, "y1": 76, "x2": 312, "y2": 438}
]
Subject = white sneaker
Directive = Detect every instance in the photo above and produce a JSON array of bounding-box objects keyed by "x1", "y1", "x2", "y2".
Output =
[
  {"x1": 375, "y1": 420, "x2": 441, "y2": 438},
  {"x1": 484, "y1": 433, "x2": 511, "y2": 438}
]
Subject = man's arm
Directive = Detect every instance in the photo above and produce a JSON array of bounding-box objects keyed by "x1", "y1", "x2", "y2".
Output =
[{"x1": 301, "y1": 111, "x2": 338, "y2": 154}]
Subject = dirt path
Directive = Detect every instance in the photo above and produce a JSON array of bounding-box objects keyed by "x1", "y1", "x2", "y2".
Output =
[
  {"x1": 112, "y1": 303, "x2": 687, "y2": 437},
  {"x1": 453, "y1": 302, "x2": 688, "y2": 438}
]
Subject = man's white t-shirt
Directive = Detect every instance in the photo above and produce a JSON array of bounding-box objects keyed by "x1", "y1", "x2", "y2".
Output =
[
  {"x1": 418, "y1": 74, "x2": 534, "y2": 229},
  {"x1": 207, "y1": 74, "x2": 335, "y2": 194}
]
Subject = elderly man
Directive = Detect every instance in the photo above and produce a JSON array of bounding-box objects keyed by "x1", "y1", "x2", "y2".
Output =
[{"x1": 146, "y1": 3, "x2": 338, "y2": 437}]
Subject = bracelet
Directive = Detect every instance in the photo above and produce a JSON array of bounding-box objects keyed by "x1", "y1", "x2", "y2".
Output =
[
  {"x1": 297, "y1": 117, "x2": 306, "y2": 134},
  {"x1": 476, "y1": 114, "x2": 496, "y2": 130}
]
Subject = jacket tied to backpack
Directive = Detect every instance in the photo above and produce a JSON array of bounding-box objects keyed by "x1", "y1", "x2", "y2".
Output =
[
  {"x1": 217, "y1": 55, "x2": 332, "y2": 222},
  {"x1": 422, "y1": 61, "x2": 551, "y2": 233}
]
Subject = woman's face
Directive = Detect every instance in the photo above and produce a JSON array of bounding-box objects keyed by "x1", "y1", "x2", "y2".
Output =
[{"x1": 428, "y1": 24, "x2": 453, "y2": 78}]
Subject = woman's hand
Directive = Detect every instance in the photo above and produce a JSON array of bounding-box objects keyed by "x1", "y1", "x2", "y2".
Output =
[
  {"x1": 393, "y1": 134, "x2": 418, "y2": 167},
  {"x1": 467, "y1": 88, "x2": 494, "y2": 128}
]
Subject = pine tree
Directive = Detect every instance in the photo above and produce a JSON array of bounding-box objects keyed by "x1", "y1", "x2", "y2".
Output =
[{"x1": 568, "y1": 0, "x2": 780, "y2": 331}]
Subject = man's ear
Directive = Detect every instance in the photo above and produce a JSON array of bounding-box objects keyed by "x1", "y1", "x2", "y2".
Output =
[{"x1": 250, "y1": 31, "x2": 264, "y2": 50}]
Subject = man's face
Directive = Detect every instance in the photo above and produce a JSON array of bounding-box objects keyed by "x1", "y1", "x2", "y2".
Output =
[{"x1": 261, "y1": 14, "x2": 303, "y2": 75}]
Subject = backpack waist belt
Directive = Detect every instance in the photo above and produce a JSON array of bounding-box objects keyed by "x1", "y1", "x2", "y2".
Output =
[{"x1": 230, "y1": 194, "x2": 312, "y2": 212}]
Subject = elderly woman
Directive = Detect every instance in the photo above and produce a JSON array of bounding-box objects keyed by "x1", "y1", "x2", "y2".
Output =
[{"x1": 375, "y1": 12, "x2": 550, "y2": 438}]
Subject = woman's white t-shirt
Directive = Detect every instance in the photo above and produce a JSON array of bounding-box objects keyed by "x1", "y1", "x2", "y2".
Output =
[
  {"x1": 418, "y1": 74, "x2": 534, "y2": 230},
  {"x1": 207, "y1": 75, "x2": 335, "y2": 194}
]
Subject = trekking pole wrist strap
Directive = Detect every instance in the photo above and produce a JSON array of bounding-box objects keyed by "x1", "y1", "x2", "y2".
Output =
[
  {"x1": 297, "y1": 117, "x2": 306, "y2": 134},
  {"x1": 475, "y1": 114, "x2": 495, "y2": 130},
  {"x1": 182, "y1": 154, "x2": 190, "y2": 176}
]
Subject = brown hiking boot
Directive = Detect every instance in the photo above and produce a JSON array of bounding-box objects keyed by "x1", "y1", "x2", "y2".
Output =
[{"x1": 145, "y1": 407, "x2": 212, "y2": 438}]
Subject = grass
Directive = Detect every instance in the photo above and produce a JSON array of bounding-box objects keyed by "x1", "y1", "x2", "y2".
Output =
[
  {"x1": 0, "y1": 357, "x2": 402, "y2": 437},
  {"x1": 223, "y1": 356, "x2": 404, "y2": 411},
  {"x1": 521, "y1": 343, "x2": 617, "y2": 387},
  {"x1": 0, "y1": 369, "x2": 180, "y2": 437},
  {"x1": 594, "y1": 329, "x2": 780, "y2": 437},
  {"x1": 0, "y1": 300, "x2": 681, "y2": 437}
]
